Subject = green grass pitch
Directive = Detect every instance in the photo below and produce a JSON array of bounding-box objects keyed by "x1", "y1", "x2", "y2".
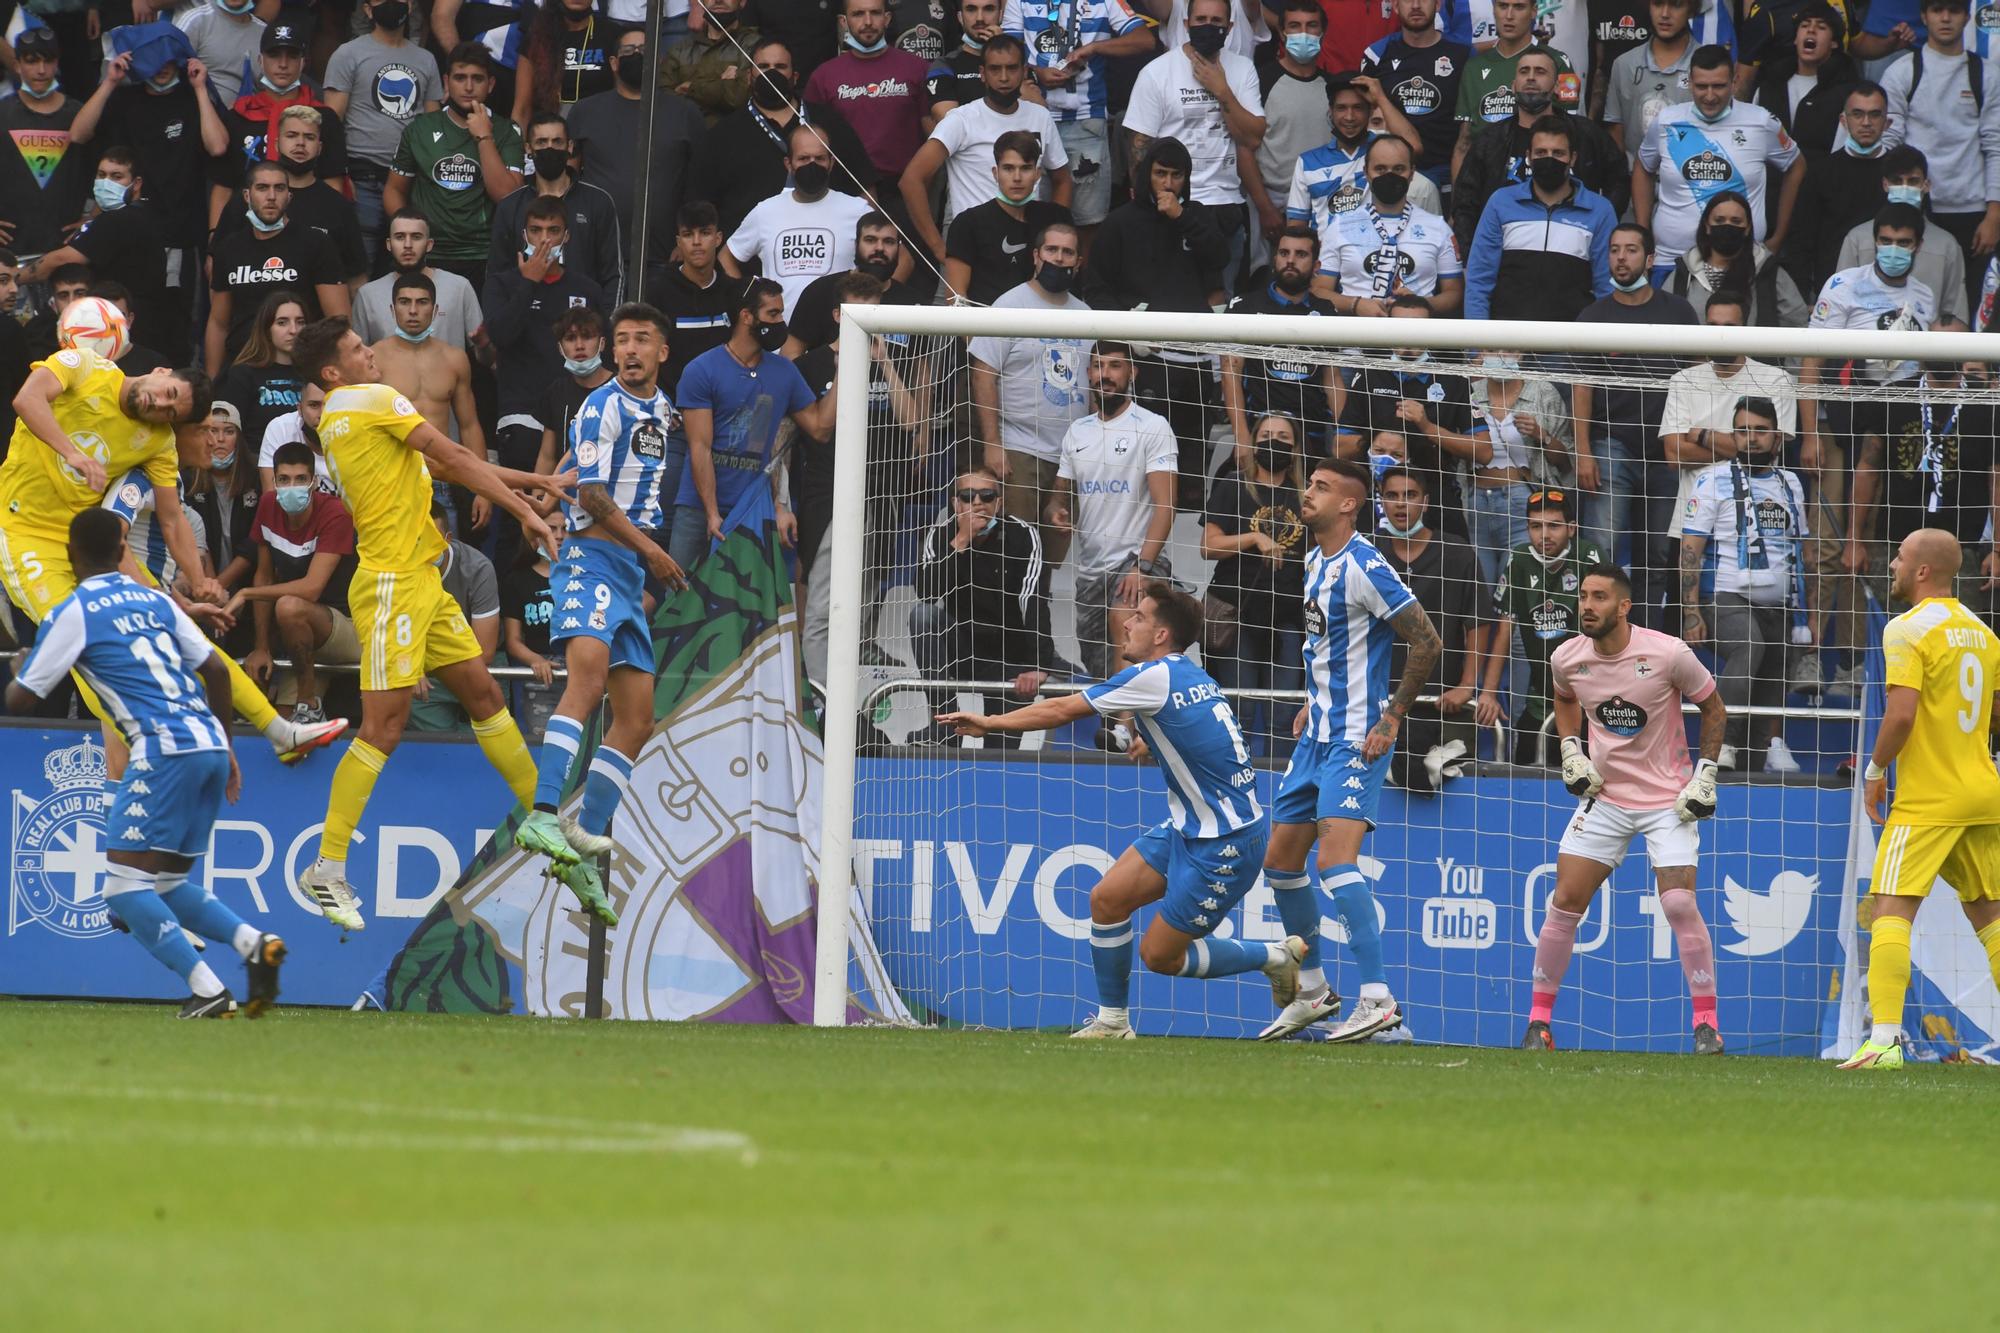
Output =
[{"x1": 2, "y1": 1002, "x2": 1992, "y2": 1331}]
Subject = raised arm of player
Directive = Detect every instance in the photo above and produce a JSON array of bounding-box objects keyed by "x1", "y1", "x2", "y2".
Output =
[
  {"x1": 405, "y1": 420, "x2": 560, "y2": 561},
  {"x1": 578, "y1": 484, "x2": 688, "y2": 591},
  {"x1": 1365, "y1": 601, "x2": 1442, "y2": 760},
  {"x1": 11, "y1": 366, "x2": 103, "y2": 490},
  {"x1": 939, "y1": 692, "x2": 1093, "y2": 737},
  {"x1": 150, "y1": 483, "x2": 226, "y2": 605}
]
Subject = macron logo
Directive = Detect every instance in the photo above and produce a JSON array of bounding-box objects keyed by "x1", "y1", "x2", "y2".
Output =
[{"x1": 1720, "y1": 871, "x2": 1816, "y2": 956}]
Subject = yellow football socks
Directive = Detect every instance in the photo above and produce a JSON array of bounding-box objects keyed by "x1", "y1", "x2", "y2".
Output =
[
  {"x1": 319, "y1": 739, "x2": 388, "y2": 862},
  {"x1": 1868, "y1": 914, "x2": 1913, "y2": 1031},
  {"x1": 471, "y1": 710, "x2": 538, "y2": 808},
  {"x1": 224, "y1": 652, "x2": 279, "y2": 731},
  {"x1": 1979, "y1": 919, "x2": 2000, "y2": 993}
]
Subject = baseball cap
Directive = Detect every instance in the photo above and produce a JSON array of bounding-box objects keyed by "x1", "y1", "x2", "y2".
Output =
[
  {"x1": 14, "y1": 25, "x2": 59, "y2": 58},
  {"x1": 210, "y1": 402, "x2": 243, "y2": 428},
  {"x1": 261, "y1": 21, "x2": 308, "y2": 53}
]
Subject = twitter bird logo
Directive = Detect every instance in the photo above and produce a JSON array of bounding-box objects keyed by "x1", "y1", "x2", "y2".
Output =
[{"x1": 1721, "y1": 871, "x2": 1818, "y2": 956}]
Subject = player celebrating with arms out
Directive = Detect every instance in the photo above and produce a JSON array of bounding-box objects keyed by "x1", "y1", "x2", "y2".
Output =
[
  {"x1": 1527, "y1": 563, "x2": 1729, "y2": 1053},
  {"x1": 941, "y1": 584, "x2": 1299, "y2": 1039},
  {"x1": 290, "y1": 317, "x2": 567, "y2": 933},
  {"x1": 1841, "y1": 530, "x2": 2000, "y2": 1070},
  {"x1": 6, "y1": 510, "x2": 287, "y2": 1018},
  {"x1": 1260, "y1": 460, "x2": 1441, "y2": 1043},
  {"x1": 514, "y1": 304, "x2": 690, "y2": 927}
]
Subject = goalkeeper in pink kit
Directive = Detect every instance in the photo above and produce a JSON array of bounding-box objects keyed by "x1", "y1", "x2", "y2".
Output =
[{"x1": 1526, "y1": 563, "x2": 1731, "y2": 1054}]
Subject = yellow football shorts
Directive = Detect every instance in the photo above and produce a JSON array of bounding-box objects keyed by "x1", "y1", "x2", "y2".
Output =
[
  {"x1": 1872, "y1": 822, "x2": 2000, "y2": 902},
  {"x1": 349, "y1": 563, "x2": 482, "y2": 691},
  {"x1": 0, "y1": 522, "x2": 75, "y2": 623}
]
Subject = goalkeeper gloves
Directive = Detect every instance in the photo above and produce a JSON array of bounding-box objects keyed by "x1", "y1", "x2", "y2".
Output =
[
  {"x1": 1559, "y1": 736, "x2": 1603, "y2": 799},
  {"x1": 1675, "y1": 758, "x2": 1720, "y2": 823}
]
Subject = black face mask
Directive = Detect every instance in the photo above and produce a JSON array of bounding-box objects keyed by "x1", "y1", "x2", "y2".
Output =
[
  {"x1": 1706, "y1": 223, "x2": 1749, "y2": 256},
  {"x1": 856, "y1": 253, "x2": 896, "y2": 280},
  {"x1": 1369, "y1": 172, "x2": 1409, "y2": 207},
  {"x1": 531, "y1": 148, "x2": 569, "y2": 181},
  {"x1": 372, "y1": 0, "x2": 409, "y2": 29},
  {"x1": 616, "y1": 52, "x2": 646, "y2": 87},
  {"x1": 752, "y1": 71, "x2": 792, "y2": 109},
  {"x1": 1036, "y1": 261, "x2": 1075, "y2": 293},
  {"x1": 1253, "y1": 441, "x2": 1292, "y2": 476},
  {"x1": 1528, "y1": 155, "x2": 1569, "y2": 191},
  {"x1": 1515, "y1": 89, "x2": 1552, "y2": 114},
  {"x1": 1187, "y1": 24, "x2": 1227, "y2": 56},
  {"x1": 985, "y1": 86, "x2": 1020, "y2": 109},
  {"x1": 793, "y1": 161, "x2": 831, "y2": 195},
  {"x1": 754, "y1": 318, "x2": 788, "y2": 352}
]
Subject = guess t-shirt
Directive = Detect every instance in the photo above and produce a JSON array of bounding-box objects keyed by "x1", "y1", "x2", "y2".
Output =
[{"x1": 1551, "y1": 623, "x2": 1716, "y2": 810}]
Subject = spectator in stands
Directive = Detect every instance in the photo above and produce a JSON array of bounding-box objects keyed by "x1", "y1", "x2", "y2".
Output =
[
  {"x1": 354, "y1": 210, "x2": 488, "y2": 349},
  {"x1": 1133, "y1": 0, "x2": 1271, "y2": 60},
  {"x1": 257, "y1": 381, "x2": 329, "y2": 492},
  {"x1": 533, "y1": 307, "x2": 613, "y2": 477},
  {"x1": 1250, "y1": 1, "x2": 1340, "y2": 255},
  {"x1": 1463, "y1": 115, "x2": 1617, "y2": 323},
  {"x1": 513, "y1": 0, "x2": 631, "y2": 127},
  {"x1": 671, "y1": 278, "x2": 835, "y2": 571},
  {"x1": 1467, "y1": 351, "x2": 1573, "y2": 585},
  {"x1": 0, "y1": 251, "x2": 25, "y2": 445},
  {"x1": 1879, "y1": 0, "x2": 2000, "y2": 315},
  {"x1": 903, "y1": 34, "x2": 1070, "y2": 268},
  {"x1": 1123, "y1": 0, "x2": 1267, "y2": 293},
  {"x1": 408, "y1": 500, "x2": 504, "y2": 732},
  {"x1": 326, "y1": 0, "x2": 444, "y2": 263},
  {"x1": 1358, "y1": 0, "x2": 1470, "y2": 189},
  {"x1": 1201, "y1": 410, "x2": 1307, "y2": 754},
  {"x1": 1784, "y1": 83, "x2": 1893, "y2": 304},
  {"x1": 210, "y1": 21, "x2": 352, "y2": 229},
  {"x1": 182, "y1": 403, "x2": 262, "y2": 587},
  {"x1": 653, "y1": 202, "x2": 741, "y2": 394},
  {"x1": 1223, "y1": 224, "x2": 1341, "y2": 457},
  {"x1": 1746, "y1": 1, "x2": 1853, "y2": 152},
  {"x1": 910, "y1": 462, "x2": 1060, "y2": 745},
  {"x1": 1085, "y1": 136, "x2": 1229, "y2": 491},
  {"x1": 1335, "y1": 295, "x2": 1481, "y2": 536},
  {"x1": 1635, "y1": 45, "x2": 1805, "y2": 282},
  {"x1": 1603, "y1": 0, "x2": 1694, "y2": 160},
  {"x1": 569, "y1": 29, "x2": 707, "y2": 287},
  {"x1": 1662, "y1": 191, "x2": 1809, "y2": 326},
  {"x1": 1806, "y1": 203, "x2": 1938, "y2": 400},
  {"x1": 491, "y1": 112, "x2": 624, "y2": 300},
  {"x1": 24, "y1": 265, "x2": 93, "y2": 360},
  {"x1": 1852, "y1": 0, "x2": 1922, "y2": 62},
  {"x1": 1452, "y1": 0, "x2": 1577, "y2": 181},
  {"x1": 723, "y1": 122, "x2": 875, "y2": 315},
  {"x1": 693, "y1": 38, "x2": 873, "y2": 235},
  {"x1": 1572, "y1": 222, "x2": 1698, "y2": 571},
  {"x1": 24, "y1": 148, "x2": 180, "y2": 361},
  {"x1": 232, "y1": 441, "x2": 361, "y2": 725},
  {"x1": 1049, "y1": 340, "x2": 1178, "y2": 680},
  {"x1": 1734, "y1": 0, "x2": 1850, "y2": 86},
  {"x1": 663, "y1": 0, "x2": 762, "y2": 125},
  {"x1": 179, "y1": 0, "x2": 266, "y2": 106},
  {"x1": 1285, "y1": 71, "x2": 1437, "y2": 238},
  {"x1": 786, "y1": 212, "x2": 921, "y2": 353},
  {"x1": 1831, "y1": 147, "x2": 1972, "y2": 325},
  {"x1": 929, "y1": 0, "x2": 1001, "y2": 122},
  {"x1": 942, "y1": 130, "x2": 1074, "y2": 304},
  {"x1": 88, "y1": 284, "x2": 169, "y2": 377},
  {"x1": 218, "y1": 292, "x2": 307, "y2": 459},
  {"x1": 1479, "y1": 486, "x2": 1604, "y2": 764},
  {"x1": 0, "y1": 27, "x2": 91, "y2": 259},
  {"x1": 1313, "y1": 134, "x2": 1463, "y2": 316},
  {"x1": 259, "y1": 108, "x2": 370, "y2": 290},
  {"x1": 500, "y1": 542, "x2": 559, "y2": 712},
  {"x1": 968, "y1": 221, "x2": 1091, "y2": 561},
  {"x1": 806, "y1": 0, "x2": 934, "y2": 191},
  {"x1": 207, "y1": 161, "x2": 352, "y2": 371},
  {"x1": 387, "y1": 44, "x2": 527, "y2": 291},
  {"x1": 1681, "y1": 395, "x2": 1809, "y2": 772},
  {"x1": 1009, "y1": 0, "x2": 1155, "y2": 254},
  {"x1": 374, "y1": 270, "x2": 486, "y2": 461},
  {"x1": 1378, "y1": 464, "x2": 1486, "y2": 787},
  {"x1": 1453, "y1": 52, "x2": 1624, "y2": 258}
]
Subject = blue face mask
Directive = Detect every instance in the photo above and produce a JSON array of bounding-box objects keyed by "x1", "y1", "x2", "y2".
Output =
[
  {"x1": 276, "y1": 484, "x2": 313, "y2": 515},
  {"x1": 247, "y1": 208, "x2": 285, "y2": 234},
  {"x1": 92, "y1": 178, "x2": 128, "y2": 212},
  {"x1": 1612, "y1": 271, "x2": 1651, "y2": 293},
  {"x1": 1886, "y1": 184, "x2": 1924, "y2": 208},
  {"x1": 1694, "y1": 99, "x2": 1730, "y2": 123},
  {"x1": 147, "y1": 74, "x2": 182, "y2": 95},
  {"x1": 259, "y1": 76, "x2": 301, "y2": 95},
  {"x1": 563, "y1": 353, "x2": 602, "y2": 375},
  {"x1": 210, "y1": 452, "x2": 236, "y2": 471},
  {"x1": 1876, "y1": 243, "x2": 1914, "y2": 278},
  {"x1": 393, "y1": 320, "x2": 434, "y2": 342},
  {"x1": 1284, "y1": 33, "x2": 1322, "y2": 61},
  {"x1": 844, "y1": 30, "x2": 888, "y2": 53}
]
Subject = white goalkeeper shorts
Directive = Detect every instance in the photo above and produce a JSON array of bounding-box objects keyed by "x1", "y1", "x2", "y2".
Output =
[{"x1": 1558, "y1": 797, "x2": 1700, "y2": 871}]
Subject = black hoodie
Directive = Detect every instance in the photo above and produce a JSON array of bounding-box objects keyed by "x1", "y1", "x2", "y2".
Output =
[{"x1": 1081, "y1": 137, "x2": 1230, "y2": 314}]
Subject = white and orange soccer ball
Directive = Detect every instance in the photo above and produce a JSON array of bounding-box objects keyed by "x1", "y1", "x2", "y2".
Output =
[{"x1": 57, "y1": 296, "x2": 131, "y2": 362}]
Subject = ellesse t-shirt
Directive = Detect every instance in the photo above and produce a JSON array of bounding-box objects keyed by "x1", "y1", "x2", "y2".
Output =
[{"x1": 209, "y1": 221, "x2": 344, "y2": 365}]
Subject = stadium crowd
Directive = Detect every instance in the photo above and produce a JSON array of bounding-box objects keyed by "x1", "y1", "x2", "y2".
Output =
[{"x1": 0, "y1": 0, "x2": 1996, "y2": 783}]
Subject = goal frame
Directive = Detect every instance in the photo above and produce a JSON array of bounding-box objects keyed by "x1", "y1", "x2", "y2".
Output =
[{"x1": 813, "y1": 305, "x2": 2000, "y2": 1027}]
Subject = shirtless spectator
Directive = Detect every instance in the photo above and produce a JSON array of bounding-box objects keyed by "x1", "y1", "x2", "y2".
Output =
[{"x1": 371, "y1": 271, "x2": 487, "y2": 524}]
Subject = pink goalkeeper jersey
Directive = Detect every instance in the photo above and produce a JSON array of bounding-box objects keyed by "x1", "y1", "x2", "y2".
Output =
[{"x1": 1551, "y1": 625, "x2": 1716, "y2": 811}]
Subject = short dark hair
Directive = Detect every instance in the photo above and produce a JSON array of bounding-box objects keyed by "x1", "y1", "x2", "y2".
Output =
[
  {"x1": 0, "y1": 248, "x2": 17, "y2": 268},
  {"x1": 1514, "y1": 44, "x2": 1560, "y2": 69},
  {"x1": 88, "y1": 279, "x2": 131, "y2": 306},
  {"x1": 1034, "y1": 219, "x2": 1078, "y2": 250},
  {"x1": 1879, "y1": 144, "x2": 1929, "y2": 180},
  {"x1": 787, "y1": 120, "x2": 830, "y2": 155},
  {"x1": 553, "y1": 305, "x2": 604, "y2": 341},
  {"x1": 1689, "y1": 42, "x2": 1735, "y2": 73},
  {"x1": 272, "y1": 440, "x2": 317, "y2": 475},
  {"x1": 524, "y1": 194, "x2": 568, "y2": 227},
  {"x1": 1273, "y1": 221, "x2": 1320, "y2": 255},
  {"x1": 1527, "y1": 114, "x2": 1574, "y2": 153},
  {"x1": 244, "y1": 159, "x2": 289, "y2": 187},
  {"x1": 749, "y1": 36, "x2": 792, "y2": 61},
  {"x1": 294, "y1": 317, "x2": 355, "y2": 389},
  {"x1": 1317, "y1": 458, "x2": 1372, "y2": 496},
  {"x1": 50, "y1": 262, "x2": 94, "y2": 290},
  {"x1": 1580, "y1": 561, "x2": 1632, "y2": 598},
  {"x1": 740, "y1": 276, "x2": 784, "y2": 314},
  {"x1": 1093, "y1": 339, "x2": 1134, "y2": 363},
  {"x1": 1874, "y1": 201, "x2": 1926, "y2": 243},
  {"x1": 610, "y1": 301, "x2": 670, "y2": 339},
  {"x1": 1844, "y1": 80, "x2": 1887, "y2": 107},
  {"x1": 527, "y1": 110, "x2": 567, "y2": 138},
  {"x1": 1143, "y1": 581, "x2": 1205, "y2": 652},
  {"x1": 1705, "y1": 288, "x2": 1751, "y2": 321},
  {"x1": 678, "y1": 199, "x2": 720, "y2": 232},
  {"x1": 981, "y1": 32, "x2": 1026, "y2": 62},
  {"x1": 1733, "y1": 395, "x2": 1780, "y2": 428},
  {"x1": 993, "y1": 128, "x2": 1043, "y2": 163},
  {"x1": 1377, "y1": 465, "x2": 1427, "y2": 495},
  {"x1": 171, "y1": 368, "x2": 214, "y2": 423},
  {"x1": 387, "y1": 207, "x2": 431, "y2": 234},
  {"x1": 97, "y1": 145, "x2": 138, "y2": 175},
  {"x1": 1611, "y1": 221, "x2": 1654, "y2": 252},
  {"x1": 446, "y1": 41, "x2": 495, "y2": 74},
  {"x1": 1387, "y1": 293, "x2": 1432, "y2": 315},
  {"x1": 856, "y1": 209, "x2": 895, "y2": 240},
  {"x1": 832, "y1": 271, "x2": 886, "y2": 304},
  {"x1": 68, "y1": 507, "x2": 127, "y2": 574},
  {"x1": 391, "y1": 270, "x2": 437, "y2": 302}
]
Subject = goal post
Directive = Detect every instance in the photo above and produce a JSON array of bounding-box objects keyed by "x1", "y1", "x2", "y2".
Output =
[{"x1": 813, "y1": 302, "x2": 2000, "y2": 1046}]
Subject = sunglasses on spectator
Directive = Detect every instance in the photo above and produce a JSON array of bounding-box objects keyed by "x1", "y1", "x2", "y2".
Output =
[
  {"x1": 956, "y1": 487, "x2": 1001, "y2": 503},
  {"x1": 1527, "y1": 489, "x2": 1569, "y2": 509}
]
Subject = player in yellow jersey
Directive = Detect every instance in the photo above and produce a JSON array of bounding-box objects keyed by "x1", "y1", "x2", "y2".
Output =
[
  {"x1": 289, "y1": 318, "x2": 565, "y2": 932},
  {"x1": 1841, "y1": 529, "x2": 2000, "y2": 1069},
  {"x1": 0, "y1": 348, "x2": 346, "y2": 769}
]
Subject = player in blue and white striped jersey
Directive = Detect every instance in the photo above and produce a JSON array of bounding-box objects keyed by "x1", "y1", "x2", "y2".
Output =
[
  {"x1": 6, "y1": 509, "x2": 287, "y2": 1018},
  {"x1": 515, "y1": 304, "x2": 691, "y2": 925},
  {"x1": 1260, "y1": 460, "x2": 1442, "y2": 1043},
  {"x1": 101, "y1": 467, "x2": 197, "y2": 586},
  {"x1": 942, "y1": 583, "x2": 1300, "y2": 1040}
]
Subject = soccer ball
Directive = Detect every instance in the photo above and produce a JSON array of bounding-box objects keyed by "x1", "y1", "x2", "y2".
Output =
[{"x1": 57, "y1": 296, "x2": 130, "y2": 362}]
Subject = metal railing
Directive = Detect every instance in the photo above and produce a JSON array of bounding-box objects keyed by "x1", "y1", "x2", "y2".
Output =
[{"x1": 1533, "y1": 701, "x2": 1865, "y2": 766}]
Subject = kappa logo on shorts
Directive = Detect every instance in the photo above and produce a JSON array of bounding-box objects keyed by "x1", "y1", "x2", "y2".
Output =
[
  {"x1": 1200, "y1": 896, "x2": 1221, "y2": 909},
  {"x1": 8, "y1": 739, "x2": 115, "y2": 939},
  {"x1": 562, "y1": 598, "x2": 582, "y2": 609},
  {"x1": 561, "y1": 617, "x2": 581, "y2": 629},
  {"x1": 1218, "y1": 845, "x2": 1240, "y2": 859},
  {"x1": 1341, "y1": 797, "x2": 1361, "y2": 810},
  {"x1": 128, "y1": 781, "x2": 149, "y2": 796},
  {"x1": 123, "y1": 826, "x2": 143, "y2": 840},
  {"x1": 124, "y1": 803, "x2": 147, "y2": 818},
  {"x1": 1343, "y1": 776, "x2": 1363, "y2": 789},
  {"x1": 1346, "y1": 758, "x2": 1367, "y2": 770},
  {"x1": 1193, "y1": 913, "x2": 1211, "y2": 926},
  {"x1": 565, "y1": 581, "x2": 584, "y2": 593}
]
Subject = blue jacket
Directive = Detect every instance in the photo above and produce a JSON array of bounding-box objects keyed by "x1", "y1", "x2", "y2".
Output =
[{"x1": 1463, "y1": 177, "x2": 1616, "y2": 324}]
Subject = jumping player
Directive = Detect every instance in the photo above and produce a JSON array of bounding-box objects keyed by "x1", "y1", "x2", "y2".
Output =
[
  {"x1": 290, "y1": 317, "x2": 566, "y2": 932},
  {"x1": 940, "y1": 583, "x2": 1297, "y2": 1039},
  {"x1": 5, "y1": 510, "x2": 286, "y2": 1018},
  {"x1": 1527, "y1": 562, "x2": 1729, "y2": 1053},
  {"x1": 1841, "y1": 530, "x2": 2000, "y2": 1070},
  {"x1": 1260, "y1": 460, "x2": 1441, "y2": 1043},
  {"x1": 515, "y1": 303, "x2": 689, "y2": 926}
]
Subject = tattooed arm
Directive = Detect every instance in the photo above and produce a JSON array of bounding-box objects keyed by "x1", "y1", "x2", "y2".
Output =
[
  {"x1": 1365, "y1": 601, "x2": 1443, "y2": 760},
  {"x1": 1679, "y1": 534, "x2": 1707, "y2": 645},
  {"x1": 1694, "y1": 687, "x2": 1727, "y2": 762}
]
